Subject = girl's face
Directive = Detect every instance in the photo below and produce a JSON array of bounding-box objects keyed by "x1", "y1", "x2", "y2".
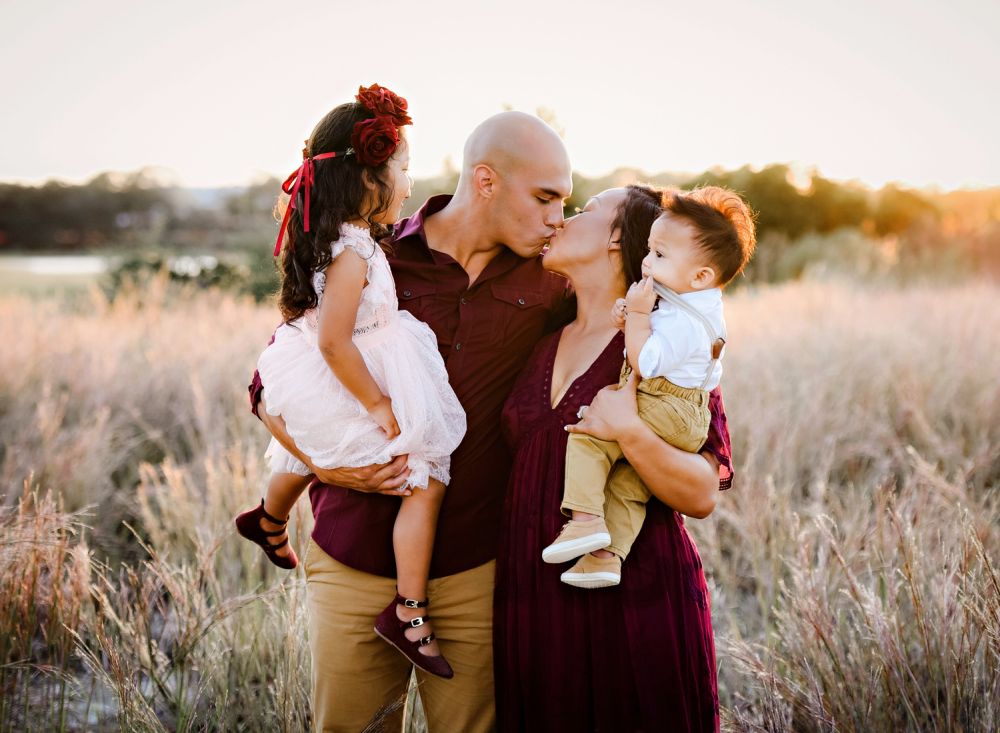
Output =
[
  {"x1": 542, "y1": 187, "x2": 626, "y2": 278},
  {"x1": 371, "y1": 133, "x2": 412, "y2": 226}
]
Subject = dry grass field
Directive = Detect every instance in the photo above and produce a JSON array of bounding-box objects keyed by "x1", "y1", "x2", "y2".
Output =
[{"x1": 1, "y1": 277, "x2": 998, "y2": 731}]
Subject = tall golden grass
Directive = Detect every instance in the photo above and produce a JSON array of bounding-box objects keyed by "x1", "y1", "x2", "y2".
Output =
[{"x1": 1, "y1": 277, "x2": 997, "y2": 731}]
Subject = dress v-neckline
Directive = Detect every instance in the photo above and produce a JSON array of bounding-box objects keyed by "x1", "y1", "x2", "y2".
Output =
[{"x1": 545, "y1": 328, "x2": 623, "y2": 411}]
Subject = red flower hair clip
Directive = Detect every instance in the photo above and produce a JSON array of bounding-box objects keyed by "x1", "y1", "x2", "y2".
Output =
[
  {"x1": 272, "y1": 85, "x2": 412, "y2": 256},
  {"x1": 352, "y1": 83, "x2": 412, "y2": 167},
  {"x1": 356, "y1": 84, "x2": 412, "y2": 126}
]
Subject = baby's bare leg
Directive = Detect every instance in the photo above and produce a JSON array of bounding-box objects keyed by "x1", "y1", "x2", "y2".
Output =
[{"x1": 394, "y1": 478, "x2": 446, "y2": 656}]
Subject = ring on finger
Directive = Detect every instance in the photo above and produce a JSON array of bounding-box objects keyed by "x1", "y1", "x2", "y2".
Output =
[{"x1": 576, "y1": 405, "x2": 589, "y2": 420}]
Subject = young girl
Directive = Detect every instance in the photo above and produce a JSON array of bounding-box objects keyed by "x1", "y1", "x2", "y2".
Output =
[{"x1": 234, "y1": 85, "x2": 465, "y2": 679}]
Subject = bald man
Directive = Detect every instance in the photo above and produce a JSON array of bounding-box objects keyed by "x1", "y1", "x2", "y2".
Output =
[{"x1": 250, "y1": 112, "x2": 573, "y2": 732}]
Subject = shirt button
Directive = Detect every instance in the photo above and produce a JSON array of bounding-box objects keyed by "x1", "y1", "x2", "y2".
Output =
[
  {"x1": 517, "y1": 298, "x2": 526, "y2": 305},
  {"x1": 455, "y1": 343, "x2": 463, "y2": 351},
  {"x1": 460, "y1": 297, "x2": 467, "y2": 305},
  {"x1": 402, "y1": 290, "x2": 412, "y2": 297}
]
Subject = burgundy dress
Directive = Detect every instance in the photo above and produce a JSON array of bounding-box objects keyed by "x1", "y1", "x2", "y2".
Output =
[{"x1": 494, "y1": 329, "x2": 727, "y2": 733}]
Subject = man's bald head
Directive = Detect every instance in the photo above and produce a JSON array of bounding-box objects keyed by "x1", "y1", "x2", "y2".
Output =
[
  {"x1": 460, "y1": 111, "x2": 570, "y2": 183},
  {"x1": 451, "y1": 111, "x2": 572, "y2": 259}
]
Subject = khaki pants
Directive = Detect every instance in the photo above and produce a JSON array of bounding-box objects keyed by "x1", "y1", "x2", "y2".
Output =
[
  {"x1": 304, "y1": 539, "x2": 496, "y2": 733},
  {"x1": 562, "y1": 370, "x2": 710, "y2": 560}
]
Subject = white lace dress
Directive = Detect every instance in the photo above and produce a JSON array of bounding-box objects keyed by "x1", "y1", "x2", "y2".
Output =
[{"x1": 257, "y1": 224, "x2": 466, "y2": 489}]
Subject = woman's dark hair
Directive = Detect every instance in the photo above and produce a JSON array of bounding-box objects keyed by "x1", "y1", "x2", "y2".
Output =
[
  {"x1": 547, "y1": 184, "x2": 664, "y2": 330},
  {"x1": 611, "y1": 184, "x2": 664, "y2": 289},
  {"x1": 276, "y1": 103, "x2": 400, "y2": 322}
]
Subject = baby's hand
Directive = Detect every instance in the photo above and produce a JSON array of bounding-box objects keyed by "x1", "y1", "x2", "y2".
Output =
[
  {"x1": 368, "y1": 396, "x2": 401, "y2": 440},
  {"x1": 611, "y1": 298, "x2": 627, "y2": 330},
  {"x1": 625, "y1": 277, "x2": 657, "y2": 316}
]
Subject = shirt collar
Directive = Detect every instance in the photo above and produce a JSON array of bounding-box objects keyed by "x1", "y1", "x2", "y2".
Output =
[
  {"x1": 390, "y1": 193, "x2": 527, "y2": 283},
  {"x1": 676, "y1": 287, "x2": 723, "y2": 307},
  {"x1": 392, "y1": 194, "x2": 453, "y2": 245}
]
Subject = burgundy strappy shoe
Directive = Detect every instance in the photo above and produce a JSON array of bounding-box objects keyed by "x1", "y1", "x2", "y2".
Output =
[
  {"x1": 234, "y1": 499, "x2": 298, "y2": 570},
  {"x1": 374, "y1": 593, "x2": 454, "y2": 679}
]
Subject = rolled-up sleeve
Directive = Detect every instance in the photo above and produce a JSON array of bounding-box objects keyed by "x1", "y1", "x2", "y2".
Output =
[
  {"x1": 248, "y1": 330, "x2": 278, "y2": 420},
  {"x1": 636, "y1": 316, "x2": 697, "y2": 379}
]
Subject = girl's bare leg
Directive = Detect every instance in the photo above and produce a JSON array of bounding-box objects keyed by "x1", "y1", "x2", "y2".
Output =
[
  {"x1": 393, "y1": 478, "x2": 446, "y2": 657},
  {"x1": 261, "y1": 472, "x2": 312, "y2": 560}
]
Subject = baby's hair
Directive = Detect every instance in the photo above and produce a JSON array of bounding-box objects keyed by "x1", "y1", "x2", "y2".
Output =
[
  {"x1": 277, "y1": 103, "x2": 403, "y2": 323},
  {"x1": 662, "y1": 186, "x2": 756, "y2": 287}
]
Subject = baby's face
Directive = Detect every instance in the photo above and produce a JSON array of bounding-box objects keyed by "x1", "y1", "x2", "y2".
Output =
[{"x1": 642, "y1": 214, "x2": 713, "y2": 294}]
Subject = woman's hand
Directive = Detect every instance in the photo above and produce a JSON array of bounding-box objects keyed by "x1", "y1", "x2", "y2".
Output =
[
  {"x1": 367, "y1": 395, "x2": 401, "y2": 440},
  {"x1": 565, "y1": 371, "x2": 643, "y2": 442}
]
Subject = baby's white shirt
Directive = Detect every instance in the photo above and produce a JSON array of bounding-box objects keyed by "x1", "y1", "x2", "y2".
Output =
[{"x1": 637, "y1": 287, "x2": 725, "y2": 390}]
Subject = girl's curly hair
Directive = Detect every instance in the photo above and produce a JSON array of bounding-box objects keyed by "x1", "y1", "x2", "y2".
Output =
[{"x1": 276, "y1": 103, "x2": 401, "y2": 322}]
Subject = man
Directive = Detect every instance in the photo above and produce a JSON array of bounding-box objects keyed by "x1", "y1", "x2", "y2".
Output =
[{"x1": 250, "y1": 111, "x2": 573, "y2": 732}]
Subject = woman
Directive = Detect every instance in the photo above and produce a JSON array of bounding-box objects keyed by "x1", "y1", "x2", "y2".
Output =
[{"x1": 494, "y1": 185, "x2": 733, "y2": 732}]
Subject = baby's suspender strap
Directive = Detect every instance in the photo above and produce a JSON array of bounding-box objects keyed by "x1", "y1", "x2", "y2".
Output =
[{"x1": 651, "y1": 283, "x2": 726, "y2": 390}]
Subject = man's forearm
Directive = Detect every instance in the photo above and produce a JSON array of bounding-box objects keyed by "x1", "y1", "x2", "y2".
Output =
[{"x1": 257, "y1": 398, "x2": 317, "y2": 471}]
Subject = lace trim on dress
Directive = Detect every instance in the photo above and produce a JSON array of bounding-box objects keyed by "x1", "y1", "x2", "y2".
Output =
[
  {"x1": 303, "y1": 223, "x2": 396, "y2": 339},
  {"x1": 311, "y1": 224, "x2": 380, "y2": 301}
]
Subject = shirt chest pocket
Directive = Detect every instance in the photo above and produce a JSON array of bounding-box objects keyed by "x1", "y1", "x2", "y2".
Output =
[
  {"x1": 397, "y1": 282, "x2": 437, "y2": 322},
  {"x1": 490, "y1": 284, "x2": 546, "y2": 346}
]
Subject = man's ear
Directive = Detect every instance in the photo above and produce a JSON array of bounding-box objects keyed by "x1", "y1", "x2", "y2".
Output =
[
  {"x1": 691, "y1": 266, "x2": 716, "y2": 290},
  {"x1": 473, "y1": 164, "x2": 497, "y2": 199}
]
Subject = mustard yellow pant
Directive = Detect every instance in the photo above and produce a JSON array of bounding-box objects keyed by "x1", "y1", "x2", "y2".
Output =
[
  {"x1": 303, "y1": 539, "x2": 496, "y2": 733},
  {"x1": 562, "y1": 367, "x2": 710, "y2": 560}
]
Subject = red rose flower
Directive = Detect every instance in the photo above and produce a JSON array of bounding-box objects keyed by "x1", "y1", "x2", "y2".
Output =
[
  {"x1": 356, "y1": 83, "x2": 413, "y2": 126},
  {"x1": 351, "y1": 116, "x2": 400, "y2": 167}
]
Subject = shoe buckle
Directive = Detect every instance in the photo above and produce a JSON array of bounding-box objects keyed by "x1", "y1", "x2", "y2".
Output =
[
  {"x1": 408, "y1": 617, "x2": 426, "y2": 628},
  {"x1": 403, "y1": 599, "x2": 421, "y2": 609}
]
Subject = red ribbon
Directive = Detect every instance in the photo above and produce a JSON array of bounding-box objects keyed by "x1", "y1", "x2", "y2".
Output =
[{"x1": 274, "y1": 151, "x2": 340, "y2": 256}]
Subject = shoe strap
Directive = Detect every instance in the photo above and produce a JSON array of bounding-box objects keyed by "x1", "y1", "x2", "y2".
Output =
[
  {"x1": 406, "y1": 615, "x2": 429, "y2": 629},
  {"x1": 394, "y1": 592, "x2": 428, "y2": 609},
  {"x1": 257, "y1": 499, "x2": 289, "y2": 526},
  {"x1": 265, "y1": 536, "x2": 289, "y2": 551},
  {"x1": 418, "y1": 633, "x2": 436, "y2": 646}
]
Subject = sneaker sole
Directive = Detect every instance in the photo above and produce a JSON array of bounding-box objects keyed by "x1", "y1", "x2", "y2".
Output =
[
  {"x1": 560, "y1": 571, "x2": 621, "y2": 589},
  {"x1": 541, "y1": 532, "x2": 612, "y2": 564}
]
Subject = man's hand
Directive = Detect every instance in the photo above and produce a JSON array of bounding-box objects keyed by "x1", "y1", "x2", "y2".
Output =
[
  {"x1": 367, "y1": 395, "x2": 401, "y2": 440},
  {"x1": 611, "y1": 298, "x2": 627, "y2": 330},
  {"x1": 258, "y1": 397, "x2": 412, "y2": 496},
  {"x1": 313, "y1": 454, "x2": 413, "y2": 496},
  {"x1": 625, "y1": 277, "x2": 657, "y2": 316}
]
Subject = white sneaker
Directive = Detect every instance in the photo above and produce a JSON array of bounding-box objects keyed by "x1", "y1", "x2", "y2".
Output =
[
  {"x1": 541, "y1": 518, "x2": 612, "y2": 564},
  {"x1": 560, "y1": 553, "x2": 622, "y2": 589}
]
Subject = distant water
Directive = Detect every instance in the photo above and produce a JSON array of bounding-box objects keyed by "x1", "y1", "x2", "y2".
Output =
[{"x1": 0, "y1": 255, "x2": 111, "y2": 276}]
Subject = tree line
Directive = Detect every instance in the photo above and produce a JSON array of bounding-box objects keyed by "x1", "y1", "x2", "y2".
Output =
[{"x1": 2, "y1": 164, "x2": 997, "y2": 283}]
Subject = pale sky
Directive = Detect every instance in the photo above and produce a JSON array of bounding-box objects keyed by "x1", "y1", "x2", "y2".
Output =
[{"x1": 2, "y1": 0, "x2": 997, "y2": 190}]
